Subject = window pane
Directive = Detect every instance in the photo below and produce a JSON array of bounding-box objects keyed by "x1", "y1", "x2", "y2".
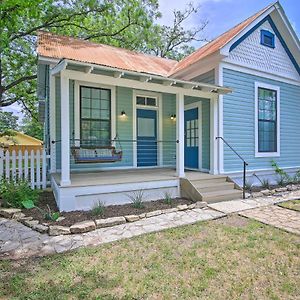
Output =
[
  {"x1": 82, "y1": 98, "x2": 90, "y2": 108},
  {"x1": 81, "y1": 87, "x2": 90, "y2": 98},
  {"x1": 82, "y1": 108, "x2": 90, "y2": 118},
  {"x1": 100, "y1": 110, "x2": 110, "y2": 120},
  {"x1": 146, "y1": 97, "x2": 156, "y2": 106},
  {"x1": 101, "y1": 100, "x2": 110, "y2": 110},
  {"x1": 91, "y1": 88, "x2": 100, "y2": 99},
  {"x1": 101, "y1": 90, "x2": 110, "y2": 100},
  {"x1": 136, "y1": 96, "x2": 145, "y2": 105},
  {"x1": 92, "y1": 99, "x2": 100, "y2": 109},
  {"x1": 91, "y1": 110, "x2": 100, "y2": 119}
]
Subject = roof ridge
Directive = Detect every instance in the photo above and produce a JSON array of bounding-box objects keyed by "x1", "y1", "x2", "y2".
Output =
[{"x1": 169, "y1": 1, "x2": 277, "y2": 76}]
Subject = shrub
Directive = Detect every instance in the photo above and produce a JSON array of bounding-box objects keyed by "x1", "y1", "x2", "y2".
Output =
[
  {"x1": 91, "y1": 201, "x2": 106, "y2": 216},
  {"x1": 163, "y1": 191, "x2": 173, "y2": 205},
  {"x1": 128, "y1": 190, "x2": 145, "y2": 209},
  {"x1": 0, "y1": 179, "x2": 40, "y2": 208},
  {"x1": 261, "y1": 179, "x2": 270, "y2": 189},
  {"x1": 271, "y1": 161, "x2": 291, "y2": 185}
]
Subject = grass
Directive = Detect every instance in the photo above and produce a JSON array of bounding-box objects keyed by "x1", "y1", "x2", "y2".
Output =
[
  {"x1": 278, "y1": 199, "x2": 300, "y2": 212},
  {"x1": 0, "y1": 216, "x2": 299, "y2": 299}
]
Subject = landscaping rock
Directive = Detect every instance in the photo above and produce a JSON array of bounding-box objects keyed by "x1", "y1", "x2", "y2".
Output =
[
  {"x1": 19, "y1": 216, "x2": 33, "y2": 222},
  {"x1": 195, "y1": 201, "x2": 207, "y2": 209},
  {"x1": 276, "y1": 187, "x2": 288, "y2": 192},
  {"x1": 187, "y1": 203, "x2": 196, "y2": 209},
  {"x1": 11, "y1": 212, "x2": 26, "y2": 220},
  {"x1": 125, "y1": 215, "x2": 140, "y2": 222},
  {"x1": 95, "y1": 216, "x2": 126, "y2": 228},
  {"x1": 145, "y1": 210, "x2": 162, "y2": 218},
  {"x1": 23, "y1": 220, "x2": 39, "y2": 228},
  {"x1": 251, "y1": 192, "x2": 263, "y2": 198},
  {"x1": 261, "y1": 189, "x2": 271, "y2": 195},
  {"x1": 139, "y1": 213, "x2": 146, "y2": 219},
  {"x1": 287, "y1": 185, "x2": 298, "y2": 191},
  {"x1": 49, "y1": 225, "x2": 71, "y2": 236},
  {"x1": 70, "y1": 221, "x2": 96, "y2": 234},
  {"x1": 33, "y1": 224, "x2": 49, "y2": 234},
  {"x1": 177, "y1": 204, "x2": 188, "y2": 211},
  {"x1": 245, "y1": 193, "x2": 251, "y2": 199},
  {"x1": 163, "y1": 208, "x2": 178, "y2": 214},
  {"x1": 0, "y1": 208, "x2": 21, "y2": 218},
  {"x1": 56, "y1": 217, "x2": 66, "y2": 222}
]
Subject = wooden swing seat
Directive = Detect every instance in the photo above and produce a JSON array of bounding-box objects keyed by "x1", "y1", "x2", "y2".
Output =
[{"x1": 71, "y1": 146, "x2": 122, "y2": 164}]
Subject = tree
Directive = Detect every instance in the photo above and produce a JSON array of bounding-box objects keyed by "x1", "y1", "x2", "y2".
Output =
[
  {"x1": 0, "y1": 0, "x2": 160, "y2": 111},
  {"x1": 0, "y1": 0, "x2": 207, "y2": 115},
  {"x1": 0, "y1": 111, "x2": 19, "y2": 132},
  {"x1": 21, "y1": 114, "x2": 43, "y2": 140}
]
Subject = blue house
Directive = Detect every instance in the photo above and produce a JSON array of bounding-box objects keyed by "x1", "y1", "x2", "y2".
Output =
[{"x1": 37, "y1": 2, "x2": 300, "y2": 211}]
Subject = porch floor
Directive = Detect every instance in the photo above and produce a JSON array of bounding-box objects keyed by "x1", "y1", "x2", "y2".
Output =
[{"x1": 52, "y1": 168, "x2": 216, "y2": 188}]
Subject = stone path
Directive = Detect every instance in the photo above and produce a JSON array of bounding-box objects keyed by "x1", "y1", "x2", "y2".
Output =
[
  {"x1": 240, "y1": 206, "x2": 300, "y2": 235},
  {"x1": 0, "y1": 208, "x2": 225, "y2": 260}
]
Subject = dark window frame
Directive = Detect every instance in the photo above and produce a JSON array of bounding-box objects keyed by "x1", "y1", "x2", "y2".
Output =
[
  {"x1": 260, "y1": 30, "x2": 275, "y2": 48},
  {"x1": 79, "y1": 86, "x2": 111, "y2": 146},
  {"x1": 257, "y1": 87, "x2": 277, "y2": 153}
]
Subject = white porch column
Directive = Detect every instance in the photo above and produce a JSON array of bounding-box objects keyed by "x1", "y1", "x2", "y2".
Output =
[
  {"x1": 49, "y1": 73, "x2": 56, "y2": 173},
  {"x1": 210, "y1": 95, "x2": 219, "y2": 174},
  {"x1": 60, "y1": 71, "x2": 71, "y2": 186},
  {"x1": 176, "y1": 93, "x2": 185, "y2": 177}
]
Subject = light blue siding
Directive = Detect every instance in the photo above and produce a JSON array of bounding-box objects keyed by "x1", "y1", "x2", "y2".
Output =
[
  {"x1": 191, "y1": 69, "x2": 215, "y2": 84},
  {"x1": 223, "y1": 68, "x2": 300, "y2": 172}
]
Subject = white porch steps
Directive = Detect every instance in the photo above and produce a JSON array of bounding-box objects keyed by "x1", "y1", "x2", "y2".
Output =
[{"x1": 180, "y1": 173, "x2": 242, "y2": 203}]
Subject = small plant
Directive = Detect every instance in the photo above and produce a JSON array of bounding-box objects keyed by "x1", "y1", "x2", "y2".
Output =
[
  {"x1": 127, "y1": 190, "x2": 145, "y2": 209},
  {"x1": 244, "y1": 181, "x2": 253, "y2": 191},
  {"x1": 0, "y1": 179, "x2": 40, "y2": 208},
  {"x1": 163, "y1": 191, "x2": 173, "y2": 205},
  {"x1": 91, "y1": 201, "x2": 106, "y2": 216},
  {"x1": 271, "y1": 160, "x2": 291, "y2": 185},
  {"x1": 261, "y1": 179, "x2": 270, "y2": 189},
  {"x1": 292, "y1": 170, "x2": 300, "y2": 183}
]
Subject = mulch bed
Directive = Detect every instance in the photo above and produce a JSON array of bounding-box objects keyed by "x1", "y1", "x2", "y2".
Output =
[{"x1": 20, "y1": 191, "x2": 193, "y2": 227}]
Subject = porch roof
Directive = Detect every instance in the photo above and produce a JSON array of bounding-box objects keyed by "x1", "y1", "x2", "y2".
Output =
[{"x1": 51, "y1": 58, "x2": 231, "y2": 96}]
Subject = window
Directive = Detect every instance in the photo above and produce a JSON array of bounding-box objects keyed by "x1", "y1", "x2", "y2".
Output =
[
  {"x1": 260, "y1": 30, "x2": 275, "y2": 48},
  {"x1": 185, "y1": 119, "x2": 198, "y2": 147},
  {"x1": 136, "y1": 96, "x2": 157, "y2": 106},
  {"x1": 255, "y1": 82, "x2": 280, "y2": 157},
  {"x1": 80, "y1": 86, "x2": 111, "y2": 145}
]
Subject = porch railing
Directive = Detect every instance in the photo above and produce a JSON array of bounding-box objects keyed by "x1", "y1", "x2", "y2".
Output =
[
  {"x1": 216, "y1": 137, "x2": 248, "y2": 199},
  {"x1": 51, "y1": 139, "x2": 177, "y2": 168}
]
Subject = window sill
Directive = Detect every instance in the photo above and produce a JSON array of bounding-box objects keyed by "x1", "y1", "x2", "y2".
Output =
[{"x1": 255, "y1": 152, "x2": 280, "y2": 158}]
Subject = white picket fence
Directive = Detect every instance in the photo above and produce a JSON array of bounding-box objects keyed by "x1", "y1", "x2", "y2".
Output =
[{"x1": 0, "y1": 149, "x2": 50, "y2": 189}]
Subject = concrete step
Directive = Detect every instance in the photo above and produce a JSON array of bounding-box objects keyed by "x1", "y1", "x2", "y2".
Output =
[
  {"x1": 201, "y1": 189, "x2": 242, "y2": 203},
  {"x1": 193, "y1": 181, "x2": 236, "y2": 193}
]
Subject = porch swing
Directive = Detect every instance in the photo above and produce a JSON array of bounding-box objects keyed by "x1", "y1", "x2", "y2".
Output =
[{"x1": 71, "y1": 135, "x2": 123, "y2": 164}]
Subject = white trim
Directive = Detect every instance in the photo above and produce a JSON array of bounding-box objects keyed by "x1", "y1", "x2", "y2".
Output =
[
  {"x1": 73, "y1": 80, "x2": 116, "y2": 145},
  {"x1": 254, "y1": 81, "x2": 280, "y2": 158},
  {"x1": 184, "y1": 102, "x2": 203, "y2": 171},
  {"x1": 132, "y1": 90, "x2": 162, "y2": 168},
  {"x1": 49, "y1": 74, "x2": 56, "y2": 173},
  {"x1": 210, "y1": 95, "x2": 219, "y2": 174},
  {"x1": 215, "y1": 64, "x2": 224, "y2": 173},
  {"x1": 221, "y1": 61, "x2": 300, "y2": 86},
  {"x1": 176, "y1": 93, "x2": 185, "y2": 177}
]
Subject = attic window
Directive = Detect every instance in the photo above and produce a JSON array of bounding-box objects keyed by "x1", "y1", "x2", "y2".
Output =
[{"x1": 261, "y1": 30, "x2": 275, "y2": 48}]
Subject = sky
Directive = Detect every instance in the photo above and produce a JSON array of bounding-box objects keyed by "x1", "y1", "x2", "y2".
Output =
[{"x1": 3, "y1": 0, "x2": 300, "y2": 121}]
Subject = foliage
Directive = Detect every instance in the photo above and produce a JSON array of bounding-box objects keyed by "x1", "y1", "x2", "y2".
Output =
[
  {"x1": 163, "y1": 191, "x2": 173, "y2": 205},
  {"x1": 0, "y1": 179, "x2": 40, "y2": 208},
  {"x1": 21, "y1": 114, "x2": 43, "y2": 140},
  {"x1": 244, "y1": 181, "x2": 253, "y2": 191},
  {"x1": 261, "y1": 179, "x2": 270, "y2": 189},
  {"x1": 0, "y1": 0, "x2": 207, "y2": 114},
  {"x1": 128, "y1": 190, "x2": 145, "y2": 209},
  {"x1": 0, "y1": 111, "x2": 19, "y2": 132},
  {"x1": 91, "y1": 201, "x2": 106, "y2": 216},
  {"x1": 271, "y1": 160, "x2": 292, "y2": 184}
]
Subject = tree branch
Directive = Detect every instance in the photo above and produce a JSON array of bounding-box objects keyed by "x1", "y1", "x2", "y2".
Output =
[{"x1": 4, "y1": 74, "x2": 37, "y2": 91}]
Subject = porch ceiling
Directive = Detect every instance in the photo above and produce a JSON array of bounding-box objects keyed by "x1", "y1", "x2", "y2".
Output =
[{"x1": 50, "y1": 58, "x2": 231, "y2": 97}]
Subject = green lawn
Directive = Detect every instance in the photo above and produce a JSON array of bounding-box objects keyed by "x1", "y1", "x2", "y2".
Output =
[
  {"x1": 278, "y1": 199, "x2": 300, "y2": 212},
  {"x1": 0, "y1": 216, "x2": 299, "y2": 300}
]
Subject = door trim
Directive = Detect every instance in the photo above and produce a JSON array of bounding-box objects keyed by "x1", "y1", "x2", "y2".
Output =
[
  {"x1": 133, "y1": 90, "x2": 162, "y2": 168},
  {"x1": 184, "y1": 102, "x2": 203, "y2": 171}
]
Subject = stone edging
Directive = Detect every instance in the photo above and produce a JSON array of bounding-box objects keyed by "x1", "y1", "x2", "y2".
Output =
[
  {"x1": 0, "y1": 202, "x2": 207, "y2": 236},
  {"x1": 247, "y1": 184, "x2": 300, "y2": 199}
]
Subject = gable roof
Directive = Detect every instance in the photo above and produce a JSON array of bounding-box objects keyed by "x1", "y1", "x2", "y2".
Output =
[
  {"x1": 0, "y1": 131, "x2": 42, "y2": 146},
  {"x1": 169, "y1": 2, "x2": 276, "y2": 76},
  {"x1": 37, "y1": 32, "x2": 177, "y2": 77}
]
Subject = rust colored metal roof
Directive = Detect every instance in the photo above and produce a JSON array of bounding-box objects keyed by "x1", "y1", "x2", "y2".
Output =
[
  {"x1": 38, "y1": 32, "x2": 177, "y2": 77},
  {"x1": 169, "y1": 3, "x2": 275, "y2": 76}
]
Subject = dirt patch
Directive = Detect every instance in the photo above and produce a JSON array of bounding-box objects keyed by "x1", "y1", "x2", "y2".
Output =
[
  {"x1": 216, "y1": 215, "x2": 250, "y2": 228},
  {"x1": 20, "y1": 191, "x2": 194, "y2": 227}
]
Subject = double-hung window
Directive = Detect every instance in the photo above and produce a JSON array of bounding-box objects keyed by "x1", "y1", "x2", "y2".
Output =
[
  {"x1": 80, "y1": 86, "x2": 111, "y2": 146},
  {"x1": 255, "y1": 82, "x2": 280, "y2": 157}
]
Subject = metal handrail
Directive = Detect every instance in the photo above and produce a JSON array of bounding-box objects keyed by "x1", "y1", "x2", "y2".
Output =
[{"x1": 216, "y1": 136, "x2": 248, "y2": 199}]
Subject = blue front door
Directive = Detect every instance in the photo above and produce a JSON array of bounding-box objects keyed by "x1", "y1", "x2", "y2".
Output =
[
  {"x1": 137, "y1": 109, "x2": 157, "y2": 167},
  {"x1": 184, "y1": 108, "x2": 199, "y2": 169}
]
